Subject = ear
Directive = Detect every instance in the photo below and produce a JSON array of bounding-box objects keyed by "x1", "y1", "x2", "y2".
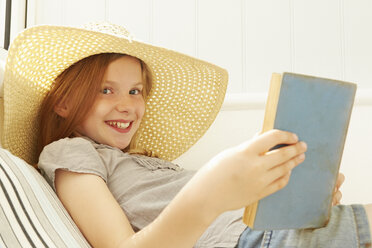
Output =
[{"x1": 54, "y1": 101, "x2": 70, "y2": 118}]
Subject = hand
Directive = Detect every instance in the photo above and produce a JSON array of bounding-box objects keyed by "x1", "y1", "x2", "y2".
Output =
[
  {"x1": 189, "y1": 129, "x2": 307, "y2": 215},
  {"x1": 332, "y1": 173, "x2": 345, "y2": 206}
]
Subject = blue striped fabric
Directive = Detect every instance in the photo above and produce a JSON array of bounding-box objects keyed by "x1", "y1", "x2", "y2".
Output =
[{"x1": 0, "y1": 148, "x2": 90, "y2": 247}]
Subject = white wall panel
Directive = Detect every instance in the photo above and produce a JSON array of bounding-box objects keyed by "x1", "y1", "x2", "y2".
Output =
[
  {"x1": 152, "y1": 0, "x2": 196, "y2": 57},
  {"x1": 106, "y1": 0, "x2": 152, "y2": 43},
  {"x1": 33, "y1": 0, "x2": 63, "y2": 25},
  {"x1": 244, "y1": 0, "x2": 292, "y2": 92},
  {"x1": 197, "y1": 0, "x2": 243, "y2": 93},
  {"x1": 343, "y1": 0, "x2": 372, "y2": 89},
  {"x1": 8, "y1": 0, "x2": 26, "y2": 44},
  {"x1": 292, "y1": 0, "x2": 343, "y2": 80},
  {"x1": 341, "y1": 105, "x2": 372, "y2": 204},
  {"x1": 31, "y1": 0, "x2": 105, "y2": 27},
  {"x1": 61, "y1": 0, "x2": 105, "y2": 26},
  {"x1": 22, "y1": 0, "x2": 372, "y2": 94}
]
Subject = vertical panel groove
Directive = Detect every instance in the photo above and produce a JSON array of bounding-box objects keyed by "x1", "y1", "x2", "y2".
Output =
[
  {"x1": 24, "y1": 0, "x2": 28, "y2": 28},
  {"x1": 339, "y1": 0, "x2": 346, "y2": 80},
  {"x1": 241, "y1": 0, "x2": 247, "y2": 92},
  {"x1": 194, "y1": 0, "x2": 198, "y2": 57},
  {"x1": 289, "y1": 0, "x2": 295, "y2": 72},
  {"x1": 104, "y1": 0, "x2": 108, "y2": 21},
  {"x1": 25, "y1": 0, "x2": 34, "y2": 27},
  {"x1": 4, "y1": 0, "x2": 11, "y2": 50},
  {"x1": 60, "y1": 0, "x2": 64, "y2": 25},
  {"x1": 149, "y1": 0, "x2": 154, "y2": 43}
]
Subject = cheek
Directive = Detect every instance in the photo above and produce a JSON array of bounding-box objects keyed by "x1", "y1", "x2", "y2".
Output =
[
  {"x1": 92, "y1": 99, "x2": 112, "y2": 117},
  {"x1": 139, "y1": 102, "x2": 146, "y2": 119},
  {"x1": 138, "y1": 100, "x2": 146, "y2": 120}
]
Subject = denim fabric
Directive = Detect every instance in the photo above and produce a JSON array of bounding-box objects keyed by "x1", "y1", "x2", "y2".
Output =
[{"x1": 237, "y1": 205, "x2": 371, "y2": 248}]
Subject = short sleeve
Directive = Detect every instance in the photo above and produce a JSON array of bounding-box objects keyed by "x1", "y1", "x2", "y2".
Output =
[{"x1": 38, "y1": 137, "x2": 108, "y2": 191}]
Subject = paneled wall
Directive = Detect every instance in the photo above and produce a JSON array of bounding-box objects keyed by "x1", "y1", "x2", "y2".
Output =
[
  {"x1": 5, "y1": 0, "x2": 372, "y2": 204},
  {"x1": 26, "y1": 0, "x2": 372, "y2": 94}
]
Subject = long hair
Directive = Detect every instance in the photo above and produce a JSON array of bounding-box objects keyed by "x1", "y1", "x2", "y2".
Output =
[{"x1": 37, "y1": 53, "x2": 152, "y2": 158}]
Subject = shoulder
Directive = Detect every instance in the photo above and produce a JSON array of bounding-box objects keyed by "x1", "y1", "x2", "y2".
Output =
[
  {"x1": 38, "y1": 137, "x2": 110, "y2": 190},
  {"x1": 42, "y1": 136, "x2": 94, "y2": 150},
  {"x1": 47, "y1": 136, "x2": 96, "y2": 149},
  {"x1": 39, "y1": 137, "x2": 99, "y2": 162}
]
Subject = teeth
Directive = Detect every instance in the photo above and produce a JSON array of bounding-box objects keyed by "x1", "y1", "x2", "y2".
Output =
[
  {"x1": 119, "y1": 122, "x2": 130, "y2": 128},
  {"x1": 108, "y1": 121, "x2": 130, "y2": 129}
]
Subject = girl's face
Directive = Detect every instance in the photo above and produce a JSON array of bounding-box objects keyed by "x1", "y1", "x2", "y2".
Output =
[{"x1": 75, "y1": 56, "x2": 145, "y2": 149}]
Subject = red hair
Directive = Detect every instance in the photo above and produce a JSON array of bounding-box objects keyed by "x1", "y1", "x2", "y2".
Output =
[{"x1": 37, "y1": 53, "x2": 152, "y2": 159}]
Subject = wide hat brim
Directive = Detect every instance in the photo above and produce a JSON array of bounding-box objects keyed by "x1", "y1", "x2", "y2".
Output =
[{"x1": 2, "y1": 23, "x2": 228, "y2": 165}]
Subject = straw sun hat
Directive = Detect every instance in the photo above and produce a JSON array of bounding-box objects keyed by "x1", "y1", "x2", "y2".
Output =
[{"x1": 2, "y1": 22, "x2": 228, "y2": 165}]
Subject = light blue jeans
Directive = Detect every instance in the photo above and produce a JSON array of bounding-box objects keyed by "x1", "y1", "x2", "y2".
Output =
[{"x1": 237, "y1": 205, "x2": 371, "y2": 248}]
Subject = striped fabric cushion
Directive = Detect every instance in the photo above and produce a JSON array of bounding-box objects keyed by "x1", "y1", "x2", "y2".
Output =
[{"x1": 0, "y1": 148, "x2": 90, "y2": 247}]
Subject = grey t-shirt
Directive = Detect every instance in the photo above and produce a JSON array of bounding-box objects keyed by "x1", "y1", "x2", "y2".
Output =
[{"x1": 38, "y1": 137, "x2": 246, "y2": 247}]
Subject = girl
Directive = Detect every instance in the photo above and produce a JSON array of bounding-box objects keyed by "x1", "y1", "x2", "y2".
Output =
[{"x1": 2, "y1": 23, "x2": 371, "y2": 247}]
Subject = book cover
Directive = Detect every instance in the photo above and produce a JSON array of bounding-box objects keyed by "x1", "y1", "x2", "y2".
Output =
[{"x1": 243, "y1": 72, "x2": 357, "y2": 230}]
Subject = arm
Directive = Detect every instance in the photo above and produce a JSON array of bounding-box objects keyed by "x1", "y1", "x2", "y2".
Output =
[
  {"x1": 56, "y1": 129, "x2": 307, "y2": 248},
  {"x1": 56, "y1": 169, "x2": 217, "y2": 248},
  {"x1": 55, "y1": 170, "x2": 135, "y2": 247}
]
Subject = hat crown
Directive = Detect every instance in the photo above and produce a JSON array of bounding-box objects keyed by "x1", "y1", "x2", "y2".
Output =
[{"x1": 82, "y1": 22, "x2": 134, "y2": 41}]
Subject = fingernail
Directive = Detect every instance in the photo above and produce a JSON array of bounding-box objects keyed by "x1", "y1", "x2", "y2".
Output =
[
  {"x1": 300, "y1": 142, "x2": 307, "y2": 150},
  {"x1": 293, "y1": 134, "x2": 298, "y2": 141}
]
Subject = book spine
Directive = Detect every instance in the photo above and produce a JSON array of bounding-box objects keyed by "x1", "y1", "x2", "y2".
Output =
[
  {"x1": 262, "y1": 73, "x2": 282, "y2": 132},
  {"x1": 242, "y1": 73, "x2": 282, "y2": 227}
]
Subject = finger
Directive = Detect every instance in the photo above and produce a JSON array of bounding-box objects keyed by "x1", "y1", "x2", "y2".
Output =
[
  {"x1": 333, "y1": 191, "x2": 342, "y2": 205},
  {"x1": 336, "y1": 173, "x2": 345, "y2": 189},
  {"x1": 262, "y1": 171, "x2": 292, "y2": 198},
  {"x1": 264, "y1": 141, "x2": 307, "y2": 169},
  {"x1": 248, "y1": 129, "x2": 299, "y2": 154},
  {"x1": 266, "y1": 153, "x2": 305, "y2": 182}
]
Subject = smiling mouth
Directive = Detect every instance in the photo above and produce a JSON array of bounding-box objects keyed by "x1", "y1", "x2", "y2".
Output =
[{"x1": 106, "y1": 121, "x2": 131, "y2": 129}]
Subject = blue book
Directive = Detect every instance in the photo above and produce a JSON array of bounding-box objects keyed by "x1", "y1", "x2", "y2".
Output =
[{"x1": 243, "y1": 72, "x2": 357, "y2": 230}]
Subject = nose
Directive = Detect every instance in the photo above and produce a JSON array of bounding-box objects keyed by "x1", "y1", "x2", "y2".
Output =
[{"x1": 115, "y1": 95, "x2": 135, "y2": 113}]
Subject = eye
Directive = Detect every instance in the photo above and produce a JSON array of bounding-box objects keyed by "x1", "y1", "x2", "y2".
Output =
[
  {"x1": 102, "y1": 88, "x2": 113, "y2": 94},
  {"x1": 129, "y1": 89, "x2": 142, "y2": 95}
]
